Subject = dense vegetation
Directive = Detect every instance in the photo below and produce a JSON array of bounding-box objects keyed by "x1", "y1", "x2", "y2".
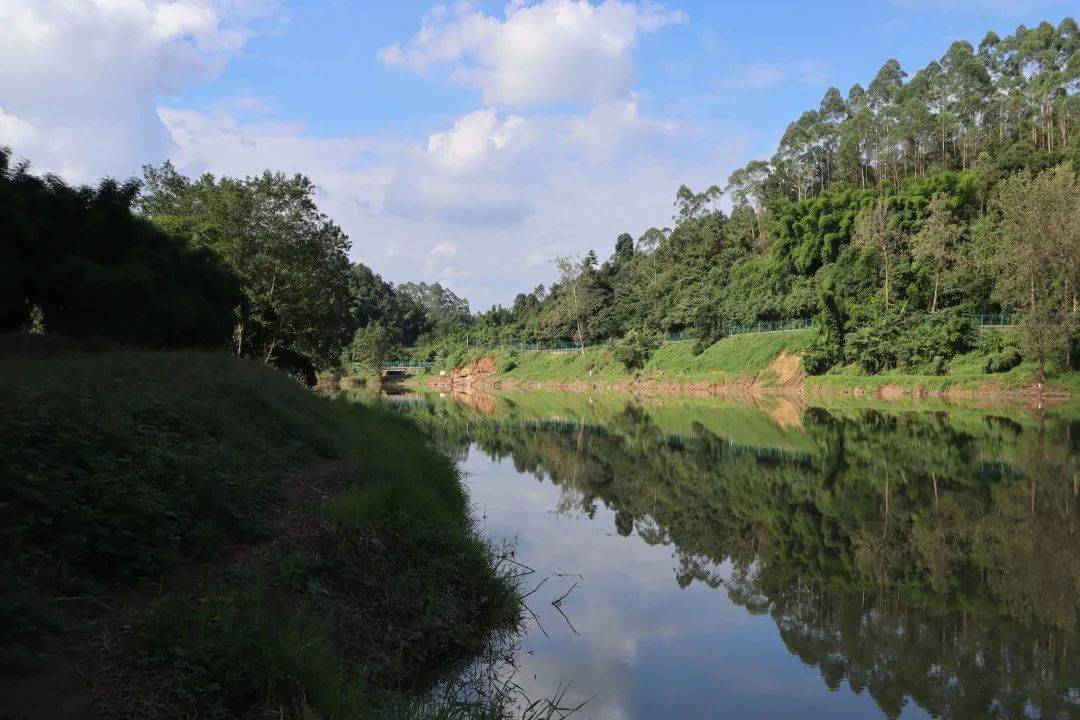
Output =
[
  {"x1": 0, "y1": 150, "x2": 238, "y2": 348},
  {"x1": 0, "y1": 336, "x2": 522, "y2": 718},
  {"x1": 402, "y1": 20, "x2": 1080, "y2": 381}
]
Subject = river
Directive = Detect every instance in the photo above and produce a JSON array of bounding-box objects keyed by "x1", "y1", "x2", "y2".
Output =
[{"x1": 384, "y1": 390, "x2": 1080, "y2": 720}]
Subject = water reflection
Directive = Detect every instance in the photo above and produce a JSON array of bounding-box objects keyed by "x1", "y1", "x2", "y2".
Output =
[{"x1": 389, "y1": 391, "x2": 1080, "y2": 719}]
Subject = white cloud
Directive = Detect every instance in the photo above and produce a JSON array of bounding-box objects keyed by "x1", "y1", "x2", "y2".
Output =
[
  {"x1": 159, "y1": 103, "x2": 748, "y2": 309},
  {"x1": 718, "y1": 59, "x2": 830, "y2": 90},
  {"x1": 565, "y1": 95, "x2": 678, "y2": 161},
  {"x1": 0, "y1": 0, "x2": 277, "y2": 181},
  {"x1": 379, "y1": 0, "x2": 686, "y2": 106},
  {"x1": 0, "y1": 108, "x2": 35, "y2": 146},
  {"x1": 429, "y1": 241, "x2": 458, "y2": 257},
  {"x1": 426, "y1": 109, "x2": 526, "y2": 173}
]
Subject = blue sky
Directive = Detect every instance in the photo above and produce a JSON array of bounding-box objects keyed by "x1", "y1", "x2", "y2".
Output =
[{"x1": 0, "y1": 0, "x2": 1072, "y2": 309}]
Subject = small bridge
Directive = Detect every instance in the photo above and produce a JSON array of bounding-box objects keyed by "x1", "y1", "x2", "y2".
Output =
[{"x1": 384, "y1": 361, "x2": 435, "y2": 375}]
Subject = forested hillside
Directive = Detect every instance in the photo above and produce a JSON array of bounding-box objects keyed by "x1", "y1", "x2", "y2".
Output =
[
  {"x1": 410, "y1": 19, "x2": 1080, "y2": 380},
  {"x1": 3, "y1": 20, "x2": 1077, "y2": 384}
]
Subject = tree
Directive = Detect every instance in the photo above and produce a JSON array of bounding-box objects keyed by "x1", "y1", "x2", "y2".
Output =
[
  {"x1": 346, "y1": 263, "x2": 426, "y2": 346},
  {"x1": 726, "y1": 161, "x2": 771, "y2": 247},
  {"x1": 549, "y1": 253, "x2": 601, "y2": 347},
  {"x1": 611, "y1": 329, "x2": 661, "y2": 372},
  {"x1": 140, "y1": 162, "x2": 352, "y2": 373},
  {"x1": 396, "y1": 281, "x2": 471, "y2": 335},
  {"x1": 1, "y1": 148, "x2": 238, "y2": 346},
  {"x1": 911, "y1": 193, "x2": 962, "y2": 311},
  {"x1": 341, "y1": 320, "x2": 396, "y2": 379},
  {"x1": 853, "y1": 197, "x2": 904, "y2": 311},
  {"x1": 988, "y1": 164, "x2": 1080, "y2": 378}
]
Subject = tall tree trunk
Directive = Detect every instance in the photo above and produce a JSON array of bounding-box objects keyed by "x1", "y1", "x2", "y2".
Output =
[
  {"x1": 932, "y1": 273, "x2": 939, "y2": 312},
  {"x1": 884, "y1": 253, "x2": 891, "y2": 312}
]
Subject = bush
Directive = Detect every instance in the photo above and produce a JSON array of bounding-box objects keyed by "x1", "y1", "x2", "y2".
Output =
[
  {"x1": 842, "y1": 307, "x2": 975, "y2": 374},
  {"x1": 611, "y1": 330, "x2": 661, "y2": 372},
  {"x1": 802, "y1": 327, "x2": 842, "y2": 375},
  {"x1": 985, "y1": 347, "x2": 1022, "y2": 373},
  {"x1": 498, "y1": 353, "x2": 518, "y2": 373}
]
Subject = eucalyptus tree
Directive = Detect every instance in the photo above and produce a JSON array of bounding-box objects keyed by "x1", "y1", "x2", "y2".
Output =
[
  {"x1": 854, "y1": 197, "x2": 905, "y2": 311},
  {"x1": 987, "y1": 164, "x2": 1080, "y2": 376},
  {"x1": 911, "y1": 193, "x2": 962, "y2": 311},
  {"x1": 549, "y1": 253, "x2": 603, "y2": 347}
]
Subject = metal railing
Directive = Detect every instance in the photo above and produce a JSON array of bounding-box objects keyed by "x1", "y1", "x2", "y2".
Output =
[
  {"x1": 385, "y1": 361, "x2": 436, "y2": 370},
  {"x1": 403, "y1": 312, "x2": 1023, "y2": 365},
  {"x1": 726, "y1": 318, "x2": 812, "y2": 336},
  {"x1": 975, "y1": 312, "x2": 1022, "y2": 327}
]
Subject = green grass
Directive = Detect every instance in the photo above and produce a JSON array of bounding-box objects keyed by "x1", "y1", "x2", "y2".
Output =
[
  {"x1": 411, "y1": 329, "x2": 1077, "y2": 400},
  {"x1": 328, "y1": 398, "x2": 471, "y2": 530},
  {"x1": 492, "y1": 330, "x2": 816, "y2": 384},
  {"x1": 644, "y1": 331, "x2": 813, "y2": 379},
  {"x1": 808, "y1": 354, "x2": 1078, "y2": 397},
  {"x1": 0, "y1": 335, "x2": 523, "y2": 718},
  {"x1": 1, "y1": 341, "x2": 339, "y2": 587}
]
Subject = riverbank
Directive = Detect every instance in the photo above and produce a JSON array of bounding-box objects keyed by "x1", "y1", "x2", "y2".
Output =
[
  {"x1": 0, "y1": 335, "x2": 522, "y2": 719},
  {"x1": 412, "y1": 330, "x2": 1077, "y2": 403}
]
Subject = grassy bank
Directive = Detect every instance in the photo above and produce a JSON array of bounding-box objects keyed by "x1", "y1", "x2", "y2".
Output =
[
  {"x1": 426, "y1": 331, "x2": 815, "y2": 385},
  {"x1": 0, "y1": 335, "x2": 522, "y2": 718},
  {"x1": 409, "y1": 329, "x2": 1077, "y2": 399}
]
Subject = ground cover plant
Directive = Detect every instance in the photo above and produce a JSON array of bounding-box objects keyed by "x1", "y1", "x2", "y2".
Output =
[{"x1": 0, "y1": 335, "x2": 524, "y2": 718}]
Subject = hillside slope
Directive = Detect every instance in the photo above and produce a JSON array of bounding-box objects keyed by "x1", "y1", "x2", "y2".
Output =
[{"x1": 0, "y1": 335, "x2": 520, "y2": 719}]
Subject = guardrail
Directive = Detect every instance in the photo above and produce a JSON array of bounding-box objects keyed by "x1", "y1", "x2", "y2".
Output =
[
  {"x1": 976, "y1": 312, "x2": 1022, "y2": 327},
  {"x1": 385, "y1": 361, "x2": 436, "y2": 371},
  {"x1": 400, "y1": 313, "x2": 1022, "y2": 365}
]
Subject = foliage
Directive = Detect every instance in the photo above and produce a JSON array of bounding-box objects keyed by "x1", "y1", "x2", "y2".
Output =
[
  {"x1": 547, "y1": 253, "x2": 604, "y2": 347},
  {"x1": 140, "y1": 161, "x2": 352, "y2": 375},
  {"x1": 345, "y1": 263, "x2": 429, "y2": 347},
  {"x1": 341, "y1": 320, "x2": 397, "y2": 378},
  {"x1": 610, "y1": 329, "x2": 661, "y2": 372},
  {"x1": 985, "y1": 347, "x2": 1022, "y2": 373},
  {"x1": 0, "y1": 148, "x2": 238, "y2": 346},
  {"x1": 842, "y1": 307, "x2": 976, "y2": 374},
  {"x1": 984, "y1": 163, "x2": 1080, "y2": 378}
]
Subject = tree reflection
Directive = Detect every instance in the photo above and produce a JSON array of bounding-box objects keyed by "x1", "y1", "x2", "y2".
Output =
[{"x1": 397, "y1": 394, "x2": 1080, "y2": 719}]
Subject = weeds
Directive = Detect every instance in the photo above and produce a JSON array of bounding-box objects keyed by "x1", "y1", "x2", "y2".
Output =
[{"x1": 1, "y1": 338, "x2": 531, "y2": 719}]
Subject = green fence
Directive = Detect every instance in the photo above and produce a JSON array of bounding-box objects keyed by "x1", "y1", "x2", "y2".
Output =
[
  {"x1": 406, "y1": 313, "x2": 1022, "y2": 365},
  {"x1": 726, "y1": 318, "x2": 813, "y2": 336},
  {"x1": 976, "y1": 312, "x2": 1022, "y2": 327}
]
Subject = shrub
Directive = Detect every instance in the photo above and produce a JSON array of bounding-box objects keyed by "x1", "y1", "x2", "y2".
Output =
[
  {"x1": 498, "y1": 353, "x2": 518, "y2": 373},
  {"x1": 611, "y1": 330, "x2": 661, "y2": 372},
  {"x1": 985, "y1": 347, "x2": 1022, "y2": 373},
  {"x1": 842, "y1": 307, "x2": 975, "y2": 374},
  {"x1": 802, "y1": 327, "x2": 842, "y2": 375}
]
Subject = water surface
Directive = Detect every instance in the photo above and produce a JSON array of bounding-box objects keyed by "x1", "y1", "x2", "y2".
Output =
[{"x1": 389, "y1": 391, "x2": 1080, "y2": 720}]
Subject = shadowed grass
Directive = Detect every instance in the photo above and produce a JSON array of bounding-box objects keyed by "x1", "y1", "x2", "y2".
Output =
[{"x1": 0, "y1": 336, "x2": 525, "y2": 719}]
